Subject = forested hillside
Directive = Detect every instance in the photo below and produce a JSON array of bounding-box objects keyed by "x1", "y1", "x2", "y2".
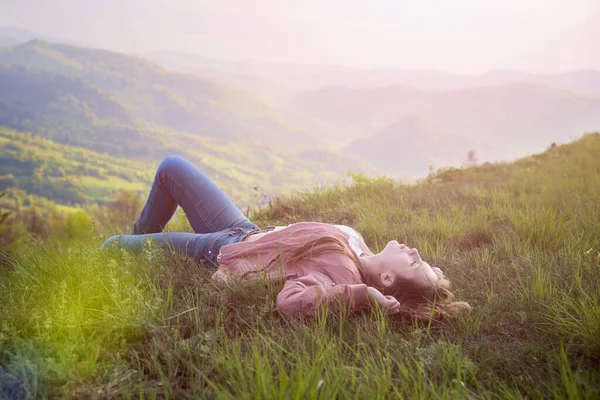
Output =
[
  {"x1": 0, "y1": 128, "x2": 154, "y2": 206},
  {"x1": 0, "y1": 127, "x2": 375, "y2": 212},
  {"x1": 0, "y1": 65, "x2": 141, "y2": 156},
  {"x1": 0, "y1": 40, "x2": 338, "y2": 152}
]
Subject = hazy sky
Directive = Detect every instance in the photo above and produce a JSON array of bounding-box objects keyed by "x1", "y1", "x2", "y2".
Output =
[{"x1": 1, "y1": 0, "x2": 598, "y2": 73}]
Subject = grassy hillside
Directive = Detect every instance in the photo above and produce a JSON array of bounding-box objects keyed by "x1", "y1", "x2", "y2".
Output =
[
  {"x1": 0, "y1": 133, "x2": 598, "y2": 398},
  {"x1": 0, "y1": 128, "x2": 155, "y2": 207},
  {"x1": 0, "y1": 127, "x2": 377, "y2": 211}
]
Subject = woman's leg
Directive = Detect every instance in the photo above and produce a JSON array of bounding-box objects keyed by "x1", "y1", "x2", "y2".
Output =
[
  {"x1": 102, "y1": 156, "x2": 259, "y2": 267},
  {"x1": 134, "y1": 155, "x2": 255, "y2": 234},
  {"x1": 101, "y1": 227, "x2": 254, "y2": 269}
]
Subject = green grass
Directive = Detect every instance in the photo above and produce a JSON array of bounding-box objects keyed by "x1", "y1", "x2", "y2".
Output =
[{"x1": 1, "y1": 133, "x2": 599, "y2": 398}]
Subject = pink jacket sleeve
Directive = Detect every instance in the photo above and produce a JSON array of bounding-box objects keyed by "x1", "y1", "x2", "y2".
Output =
[
  {"x1": 276, "y1": 273, "x2": 370, "y2": 318},
  {"x1": 211, "y1": 269, "x2": 229, "y2": 282}
]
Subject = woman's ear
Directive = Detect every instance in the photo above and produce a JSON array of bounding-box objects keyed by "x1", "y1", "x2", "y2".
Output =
[{"x1": 380, "y1": 273, "x2": 395, "y2": 288}]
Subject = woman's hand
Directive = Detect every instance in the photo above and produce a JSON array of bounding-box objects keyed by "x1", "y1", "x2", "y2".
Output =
[{"x1": 367, "y1": 287, "x2": 401, "y2": 315}]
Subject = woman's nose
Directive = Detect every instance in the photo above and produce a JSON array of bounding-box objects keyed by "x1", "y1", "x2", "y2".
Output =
[{"x1": 409, "y1": 247, "x2": 421, "y2": 259}]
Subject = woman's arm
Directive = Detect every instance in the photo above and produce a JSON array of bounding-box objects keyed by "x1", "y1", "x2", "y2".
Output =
[
  {"x1": 366, "y1": 287, "x2": 401, "y2": 315},
  {"x1": 276, "y1": 274, "x2": 370, "y2": 318},
  {"x1": 276, "y1": 274, "x2": 400, "y2": 318}
]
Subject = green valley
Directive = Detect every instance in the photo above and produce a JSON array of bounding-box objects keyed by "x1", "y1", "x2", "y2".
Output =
[{"x1": 0, "y1": 127, "x2": 373, "y2": 212}]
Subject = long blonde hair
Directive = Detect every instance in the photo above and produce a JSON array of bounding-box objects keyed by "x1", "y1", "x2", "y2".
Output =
[
  {"x1": 243, "y1": 232, "x2": 363, "y2": 282},
  {"x1": 383, "y1": 275, "x2": 471, "y2": 322}
]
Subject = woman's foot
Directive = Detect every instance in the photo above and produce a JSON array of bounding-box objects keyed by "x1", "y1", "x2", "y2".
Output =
[{"x1": 101, "y1": 234, "x2": 123, "y2": 249}]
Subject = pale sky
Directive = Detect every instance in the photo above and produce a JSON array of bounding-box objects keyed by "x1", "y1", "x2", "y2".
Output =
[{"x1": 1, "y1": 0, "x2": 598, "y2": 73}]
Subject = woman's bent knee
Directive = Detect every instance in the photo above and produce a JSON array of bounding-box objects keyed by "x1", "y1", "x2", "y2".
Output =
[{"x1": 158, "y1": 155, "x2": 187, "y2": 175}]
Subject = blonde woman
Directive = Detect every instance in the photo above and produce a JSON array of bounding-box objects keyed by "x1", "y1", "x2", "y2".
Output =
[{"x1": 102, "y1": 156, "x2": 469, "y2": 320}]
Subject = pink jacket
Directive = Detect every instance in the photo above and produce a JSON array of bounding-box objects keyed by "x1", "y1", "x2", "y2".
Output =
[{"x1": 212, "y1": 222, "x2": 370, "y2": 318}]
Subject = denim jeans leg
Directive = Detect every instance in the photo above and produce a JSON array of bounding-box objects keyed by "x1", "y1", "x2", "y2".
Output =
[
  {"x1": 134, "y1": 155, "x2": 257, "y2": 234},
  {"x1": 102, "y1": 226, "x2": 256, "y2": 269},
  {"x1": 118, "y1": 231, "x2": 214, "y2": 262}
]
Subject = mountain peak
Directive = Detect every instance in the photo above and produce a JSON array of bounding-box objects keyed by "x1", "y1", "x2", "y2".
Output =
[{"x1": 17, "y1": 38, "x2": 46, "y2": 48}]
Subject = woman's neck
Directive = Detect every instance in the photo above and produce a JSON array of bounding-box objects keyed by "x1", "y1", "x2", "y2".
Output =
[{"x1": 356, "y1": 254, "x2": 377, "y2": 286}]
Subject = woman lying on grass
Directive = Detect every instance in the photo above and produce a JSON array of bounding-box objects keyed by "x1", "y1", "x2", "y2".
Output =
[{"x1": 102, "y1": 156, "x2": 470, "y2": 321}]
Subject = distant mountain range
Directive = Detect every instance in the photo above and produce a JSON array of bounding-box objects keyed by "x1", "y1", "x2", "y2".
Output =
[
  {"x1": 142, "y1": 50, "x2": 600, "y2": 168},
  {"x1": 0, "y1": 36, "x2": 21, "y2": 47},
  {"x1": 343, "y1": 116, "x2": 484, "y2": 177},
  {"x1": 0, "y1": 26, "x2": 89, "y2": 48},
  {"x1": 142, "y1": 50, "x2": 600, "y2": 96},
  {"x1": 0, "y1": 39, "x2": 380, "y2": 208},
  {"x1": 0, "y1": 34, "x2": 599, "y2": 206},
  {"x1": 295, "y1": 83, "x2": 600, "y2": 161},
  {"x1": 0, "y1": 40, "x2": 343, "y2": 154}
]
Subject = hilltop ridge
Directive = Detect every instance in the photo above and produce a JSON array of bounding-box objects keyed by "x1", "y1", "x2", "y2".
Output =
[{"x1": 0, "y1": 39, "x2": 337, "y2": 152}]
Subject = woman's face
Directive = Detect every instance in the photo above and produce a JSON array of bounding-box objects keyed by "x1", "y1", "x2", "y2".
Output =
[{"x1": 370, "y1": 240, "x2": 442, "y2": 289}]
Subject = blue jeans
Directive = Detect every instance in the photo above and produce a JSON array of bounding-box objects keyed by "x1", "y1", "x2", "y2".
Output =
[{"x1": 101, "y1": 156, "x2": 261, "y2": 269}]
